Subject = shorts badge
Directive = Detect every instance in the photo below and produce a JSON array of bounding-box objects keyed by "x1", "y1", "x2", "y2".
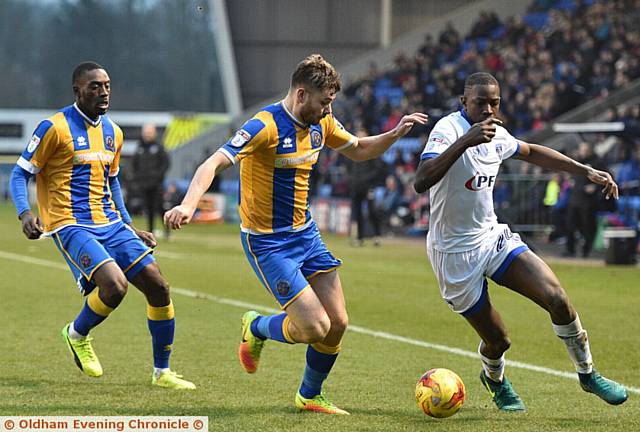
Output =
[
  {"x1": 276, "y1": 279, "x2": 291, "y2": 297},
  {"x1": 80, "y1": 254, "x2": 92, "y2": 268}
]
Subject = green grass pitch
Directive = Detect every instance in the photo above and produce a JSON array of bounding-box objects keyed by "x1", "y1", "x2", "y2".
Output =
[{"x1": 0, "y1": 203, "x2": 638, "y2": 431}]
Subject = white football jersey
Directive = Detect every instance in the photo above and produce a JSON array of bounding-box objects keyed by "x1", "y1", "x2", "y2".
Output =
[{"x1": 421, "y1": 110, "x2": 520, "y2": 252}]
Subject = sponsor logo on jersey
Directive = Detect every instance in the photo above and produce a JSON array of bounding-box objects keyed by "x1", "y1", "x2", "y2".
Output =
[
  {"x1": 27, "y1": 135, "x2": 41, "y2": 153},
  {"x1": 274, "y1": 150, "x2": 320, "y2": 168},
  {"x1": 464, "y1": 173, "x2": 496, "y2": 191},
  {"x1": 73, "y1": 151, "x2": 116, "y2": 164}
]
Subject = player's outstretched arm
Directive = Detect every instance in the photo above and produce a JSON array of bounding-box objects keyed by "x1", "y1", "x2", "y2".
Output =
[
  {"x1": 341, "y1": 113, "x2": 428, "y2": 161},
  {"x1": 414, "y1": 118, "x2": 500, "y2": 193},
  {"x1": 164, "y1": 151, "x2": 232, "y2": 229},
  {"x1": 515, "y1": 142, "x2": 618, "y2": 200}
]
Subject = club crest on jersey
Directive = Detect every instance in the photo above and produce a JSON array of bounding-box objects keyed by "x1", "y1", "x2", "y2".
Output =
[
  {"x1": 106, "y1": 135, "x2": 115, "y2": 151},
  {"x1": 310, "y1": 130, "x2": 322, "y2": 149},
  {"x1": 276, "y1": 279, "x2": 291, "y2": 296},
  {"x1": 80, "y1": 254, "x2": 92, "y2": 268},
  {"x1": 27, "y1": 135, "x2": 41, "y2": 153},
  {"x1": 231, "y1": 129, "x2": 251, "y2": 147},
  {"x1": 76, "y1": 136, "x2": 88, "y2": 147},
  {"x1": 465, "y1": 173, "x2": 496, "y2": 191}
]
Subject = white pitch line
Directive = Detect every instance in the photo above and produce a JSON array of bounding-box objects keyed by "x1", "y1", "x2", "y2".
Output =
[{"x1": 2, "y1": 250, "x2": 639, "y2": 395}]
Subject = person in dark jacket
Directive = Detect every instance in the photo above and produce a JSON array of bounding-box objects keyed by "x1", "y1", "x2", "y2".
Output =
[
  {"x1": 133, "y1": 123, "x2": 170, "y2": 235},
  {"x1": 349, "y1": 128, "x2": 387, "y2": 246}
]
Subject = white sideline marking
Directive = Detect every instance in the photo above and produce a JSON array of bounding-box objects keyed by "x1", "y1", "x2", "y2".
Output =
[{"x1": 2, "y1": 249, "x2": 639, "y2": 395}]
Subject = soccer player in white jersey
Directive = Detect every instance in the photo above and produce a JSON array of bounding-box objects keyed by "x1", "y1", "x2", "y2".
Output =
[{"x1": 414, "y1": 72, "x2": 627, "y2": 411}]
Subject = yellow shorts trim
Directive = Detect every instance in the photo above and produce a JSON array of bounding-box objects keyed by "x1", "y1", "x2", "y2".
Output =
[
  {"x1": 306, "y1": 265, "x2": 341, "y2": 281},
  {"x1": 281, "y1": 284, "x2": 310, "y2": 310},
  {"x1": 54, "y1": 232, "x2": 89, "y2": 280},
  {"x1": 88, "y1": 258, "x2": 115, "y2": 281},
  {"x1": 147, "y1": 300, "x2": 175, "y2": 321},
  {"x1": 123, "y1": 248, "x2": 153, "y2": 274},
  {"x1": 246, "y1": 233, "x2": 273, "y2": 291},
  {"x1": 87, "y1": 289, "x2": 114, "y2": 317}
]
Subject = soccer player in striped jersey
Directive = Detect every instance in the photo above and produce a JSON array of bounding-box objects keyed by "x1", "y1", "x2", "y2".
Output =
[
  {"x1": 10, "y1": 62, "x2": 194, "y2": 390},
  {"x1": 165, "y1": 54, "x2": 427, "y2": 414},
  {"x1": 414, "y1": 72, "x2": 627, "y2": 411}
]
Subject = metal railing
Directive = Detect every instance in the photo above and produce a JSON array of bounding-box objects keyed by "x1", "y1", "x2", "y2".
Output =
[{"x1": 494, "y1": 173, "x2": 554, "y2": 233}]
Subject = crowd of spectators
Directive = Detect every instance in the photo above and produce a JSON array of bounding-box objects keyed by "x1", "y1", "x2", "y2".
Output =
[{"x1": 311, "y1": 0, "x2": 640, "y2": 241}]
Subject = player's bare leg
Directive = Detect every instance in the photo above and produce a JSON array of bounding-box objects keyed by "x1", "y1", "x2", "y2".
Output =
[
  {"x1": 465, "y1": 296, "x2": 526, "y2": 412},
  {"x1": 499, "y1": 251, "x2": 627, "y2": 405}
]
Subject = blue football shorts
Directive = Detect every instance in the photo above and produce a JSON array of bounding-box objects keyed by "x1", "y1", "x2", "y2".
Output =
[
  {"x1": 52, "y1": 221, "x2": 155, "y2": 295},
  {"x1": 241, "y1": 222, "x2": 342, "y2": 309}
]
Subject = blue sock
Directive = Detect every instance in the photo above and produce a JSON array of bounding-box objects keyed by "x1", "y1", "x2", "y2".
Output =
[
  {"x1": 250, "y1": 313, "x2": 292, "y2": 344},
  {"x1": 299, "y1": 344, "x2": 339, "y2": 399},
  {"x1": 73, "y1": 300, "x2": 107, "y2": 336},
  {"x1": 147, "y1": 302, "x2": 175, "y2": 369},
  {"x1": 73, "y1": 290, "x2": 112, "y2": 336}
]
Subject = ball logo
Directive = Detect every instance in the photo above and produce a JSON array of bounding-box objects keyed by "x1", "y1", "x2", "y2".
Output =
[{"x1": 464, "y1": 173, "x2": 496, "y2": 191}]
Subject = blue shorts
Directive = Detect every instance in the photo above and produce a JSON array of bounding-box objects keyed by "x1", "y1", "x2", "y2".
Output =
[
  {"x1": 52, "y1": 222, "x2": 155, "y2": 295},
  {"x1": 241, "y1": 222, "x2": 342, "y2": 309}
]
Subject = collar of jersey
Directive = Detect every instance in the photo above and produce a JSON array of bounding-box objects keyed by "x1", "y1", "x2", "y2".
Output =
[
  {"x1": 280, "y1": 100, "x2": 306, "y2": 128},
  {"x1": 459, "y1": 108, "x2": 473, "y2": 126},
  {"x1": 73, "y1": 103, "x2": 102, "y2": 127}
]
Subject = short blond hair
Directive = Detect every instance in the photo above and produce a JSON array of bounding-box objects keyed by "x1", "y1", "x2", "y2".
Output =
[{"x1": 291, "y1": 54, "x2": 341, "y2": 93}]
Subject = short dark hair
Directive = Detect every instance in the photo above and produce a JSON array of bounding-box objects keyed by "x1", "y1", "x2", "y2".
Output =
[
  {"x1": 72, "y1": 61, "x2": 105, "y2": 84},
  {"x1": 464, "y1": 72, "x2": 499, "y2": 91},
  {"x1": 291, "y1": 54, "x2": 341, "y2": 93}
]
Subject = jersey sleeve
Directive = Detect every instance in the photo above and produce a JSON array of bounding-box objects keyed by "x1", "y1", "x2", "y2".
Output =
[
  {"x1": 16, "y1": 120, "x2": 58, "y2": 174},
  {"x1": 420, "y1": 120, "x2": 457, "y2": 161},
  {"x1": 109, "y1": 124, "x2": 124, "y2": 177},
  {"x1": 217, "y1": 116, "x2": 270, "y2": 164},
  {"x1": 496, "y1": 127, "x2": 521, "y2": 160},
  {"x1": 323, "y1": 115, "x2": 357, "y2": 151}
]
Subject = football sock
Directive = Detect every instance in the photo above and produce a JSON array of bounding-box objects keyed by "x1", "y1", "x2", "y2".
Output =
[
  {"x1": 299, "y1": 342, "x2": 340, "y2": 399},
  {"x1": 147, "y1": 301, "x2": 175, "y2": 369},
  {"x1": 153, "y1": 367, "x2": 170, "y2": 378},
  {"x1": 552, "y1": 315, "x2": 593, "y2": 374},
  {"x1": 72, "y1": 289, "x2": 113, "y2": 338},
  {"x1": 251, "y1": 313, "x2": 294, "y2": 343},
  {"x1": 479, "y1": 341, "x2": 505, "y2": 382}
]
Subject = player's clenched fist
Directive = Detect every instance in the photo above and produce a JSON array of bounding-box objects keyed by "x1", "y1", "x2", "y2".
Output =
[
  {"x1": 463, "y1": 117, "x2": 503, "y2": 147},
  {"x1": 164, "y1": 205, "x2": 195, "y2": 230}
]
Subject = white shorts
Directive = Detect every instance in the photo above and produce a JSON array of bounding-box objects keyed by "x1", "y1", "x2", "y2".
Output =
[{"x1": 427, "y1": 224, "x2": 528, "y2": 317}]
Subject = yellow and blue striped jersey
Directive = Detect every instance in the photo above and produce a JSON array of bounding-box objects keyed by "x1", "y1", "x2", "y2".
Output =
[
  {"x1": 218, "y1": 101, "x2": 356, "y2": 234},
  {"x1": 17, "y1": 103, "x2": 124, "y2": 233}
]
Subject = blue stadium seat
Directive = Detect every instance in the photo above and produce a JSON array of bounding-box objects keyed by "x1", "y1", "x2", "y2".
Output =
[{"x1": 522, "y1": 12, "x2": 549, "y2": 30}]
